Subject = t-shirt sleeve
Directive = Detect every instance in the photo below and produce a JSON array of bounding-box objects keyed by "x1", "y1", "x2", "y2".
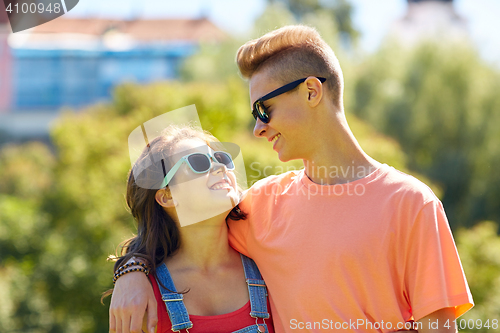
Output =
[
  {"x1": 227, "y1": 189, "x2": 252, "y2": 257},
  {"x1": 404, "y1": 199, "x2": 474, "y2": 321}
]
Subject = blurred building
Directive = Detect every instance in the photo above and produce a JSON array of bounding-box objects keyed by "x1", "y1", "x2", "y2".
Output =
[
  {"x1": 0, "y1": 6, "x2": 11, "y2": 114},
  {"x1": 389, "y1": 0, "x2": 469, "y2": 46},
  {"x1": 0, "y1": 15, "x2": 227, "y2": 143}
]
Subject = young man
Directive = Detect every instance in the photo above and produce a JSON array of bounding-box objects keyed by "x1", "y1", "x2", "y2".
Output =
[{"x1": 109, "y1": 26, "x2": 473, "y2": 333}]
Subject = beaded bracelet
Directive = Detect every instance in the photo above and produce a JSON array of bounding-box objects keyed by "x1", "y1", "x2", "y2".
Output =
[
  {"x1": 127, "y1": 256, "x2": 150, "y2": 268},
  {"x1": 113, "y1": 266, "x2": 150, "y2": 285},
  {"x1": 112, "y1": 256, "x2": 151, "y2": 285},
  {"x1": 115, "y1": 261, "x2": 148, "y2": 274}
]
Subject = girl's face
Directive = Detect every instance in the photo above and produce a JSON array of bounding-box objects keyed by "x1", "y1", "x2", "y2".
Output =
[{"x1": 166, "y1": 138, "x2": 239, "y2": 227}]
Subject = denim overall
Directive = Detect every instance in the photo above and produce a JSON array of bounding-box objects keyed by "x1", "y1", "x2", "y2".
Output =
[{"x1": 155, "y1": 254, "x2": 270, "y2": 333}]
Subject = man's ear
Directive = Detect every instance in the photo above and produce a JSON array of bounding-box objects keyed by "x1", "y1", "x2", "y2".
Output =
[
  {"x1": 155, "y1": 188, "x2": 177, "y2": 208},
  {"x1": 305, "y1": 76, "x2": 323, "y2": 107}
]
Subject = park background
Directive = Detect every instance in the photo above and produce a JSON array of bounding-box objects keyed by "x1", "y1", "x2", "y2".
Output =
[{"x1": 0, "y1": 0, "x2": 500, "y2": 331}]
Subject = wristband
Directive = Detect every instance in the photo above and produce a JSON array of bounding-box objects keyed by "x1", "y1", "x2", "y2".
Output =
[
  {"x1": 113, "y1": 266, "x2": 149, "y2": 285},
  {"x1": 115, "y1": 261, "x2": 148, "y2": 274},
  {"x1": 126, "y1": 256, "x2": 150, "y2": 269},
  {"x1": 113, "y1": 257, "x2": 151, "y2": 286}
]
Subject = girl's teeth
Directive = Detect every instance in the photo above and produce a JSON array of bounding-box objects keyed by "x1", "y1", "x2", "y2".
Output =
[{"x1": 212, "y1": 183, "x2": 230, "y2": 190}]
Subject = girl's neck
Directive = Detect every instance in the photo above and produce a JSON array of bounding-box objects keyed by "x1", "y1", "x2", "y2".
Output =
[{"x1": 166, "y1": 214, "x2": 236, "y2": 271}]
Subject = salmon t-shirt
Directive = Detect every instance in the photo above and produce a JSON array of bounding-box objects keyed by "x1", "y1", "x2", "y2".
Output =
[{"x1": 227, "y1": 164, "x2": 473, "y2": 333}]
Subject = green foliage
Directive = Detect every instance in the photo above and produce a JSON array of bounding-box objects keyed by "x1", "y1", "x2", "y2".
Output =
[
  {"x1": 179, "y1": 40, "x2": 244, "y2": 82},
  {"x1": 252, "y1": 1, "x2": 341, "y2": 50},
  {"x1": 180, "y1": 2, "x2": 346, "y2": 84},
  {"x1": 267, "y1": 0, "x2": 359, "y2": 45},
  {"x1": 0, "y1": 142, "x2": 55, "y2": 199},
  {"x1": 456, "y1": 222, "x2": 500, "y2": 333},
  {"x1": 253, "y1": 1, "x2": 297, "y2": 37},
  {"x1": 351, "y1": 41, "x2": 500, "y2": 229}
]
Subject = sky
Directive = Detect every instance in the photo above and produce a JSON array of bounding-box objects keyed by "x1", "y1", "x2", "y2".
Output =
[{"x1": 64, "y1": 0, "x2": 500, "y2": 66}]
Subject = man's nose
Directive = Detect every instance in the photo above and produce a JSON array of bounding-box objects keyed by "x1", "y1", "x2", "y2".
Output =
[{"x1": 253, "y1": 118, "x2": 268, "y2": 138}]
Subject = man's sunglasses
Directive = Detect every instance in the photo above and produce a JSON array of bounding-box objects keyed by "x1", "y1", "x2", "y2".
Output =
[
  {"x1": 252, "y1": 77, "x2": 327, "y2": 124},
  {"x1": 160, "y1": 151, "x2": 234, "y2": 188}
]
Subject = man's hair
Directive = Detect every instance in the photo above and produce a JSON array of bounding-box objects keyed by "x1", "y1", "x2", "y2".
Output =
[{"x1": 236, "y1": 25, "x2": 344, "y2": 107}]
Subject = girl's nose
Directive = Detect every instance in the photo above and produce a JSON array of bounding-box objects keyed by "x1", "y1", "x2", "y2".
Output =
[{"x1": 210, "y1": 160, "x2": 227, "y2": 174}]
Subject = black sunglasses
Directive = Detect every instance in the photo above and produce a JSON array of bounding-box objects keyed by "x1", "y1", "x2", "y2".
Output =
[{"x1": 252, "y1": 77, "x2": 326, "y2": 124}]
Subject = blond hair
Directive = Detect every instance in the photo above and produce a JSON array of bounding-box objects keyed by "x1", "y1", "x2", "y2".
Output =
[{"x1": 236, "y1": 25, "x2": 344, "y2": 106}]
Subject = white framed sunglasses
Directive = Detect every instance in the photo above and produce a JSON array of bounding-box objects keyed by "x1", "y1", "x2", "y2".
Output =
[{"x1": 160, "y1": 151, "x2": 234, "y2": 188}]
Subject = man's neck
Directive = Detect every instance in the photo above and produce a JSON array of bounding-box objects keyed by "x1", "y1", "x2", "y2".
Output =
[
  {"x1": 303, "y1": 113, "x2": 381, "y2": 185},
  {"x1": 303, "y1": 155, "x2": 380, "y2": 185}
]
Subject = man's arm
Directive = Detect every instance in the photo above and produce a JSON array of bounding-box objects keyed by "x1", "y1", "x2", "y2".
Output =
[
  {"x1": 109, "y1": 271, "x2": 157, "y2": 333},
  {"x1": 404, "y1": 199, "x2": 473, "y2": 329},
  {"x1": 416, "y1": 307, "x2": 457, "y2": 333}
]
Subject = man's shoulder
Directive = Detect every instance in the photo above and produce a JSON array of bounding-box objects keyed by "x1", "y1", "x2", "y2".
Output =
[
  {"x1": 240, "y1": 169, "x2": 303, "y2": 204},
  {"x1": 237, "y1": 170, "x2": 302, "y2": 219},
  {"x1": 249, "y1": 169, "x2": 303, "y2": 191},
  {"x1": 380, "y1": 165, "x2": 439, "y2": 205}
]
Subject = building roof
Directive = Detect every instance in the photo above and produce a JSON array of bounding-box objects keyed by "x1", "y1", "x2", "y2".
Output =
[{"x1": 29, "y1": 17, "x2": 228, "y2": 43}]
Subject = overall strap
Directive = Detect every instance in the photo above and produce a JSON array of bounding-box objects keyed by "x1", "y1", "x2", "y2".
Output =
[
  {"x1": 155, "y1": 263, "x2": 193, "y2": 332},
  {"x1": 240, "y1": 254, "x2": 270, "y2": 320}
]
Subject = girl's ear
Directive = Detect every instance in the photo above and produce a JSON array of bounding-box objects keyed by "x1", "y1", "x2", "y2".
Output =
[{"x1": 155, "y1": 188, "x2": 177, "y2": 208}]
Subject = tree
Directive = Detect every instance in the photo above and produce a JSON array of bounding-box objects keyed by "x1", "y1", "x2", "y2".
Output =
[
  {"x1": 351, "y1": 41, "x2": 500, "y2": 229},
  {"x1": 267, "y1": 0, "x2": 359, "y2": 46},
  {"x1": 456, "y1": 221, "x2": 500, "y2": 333},
  {"x1": 181, "y1": 5, "x2": 346, "y2": 87}
]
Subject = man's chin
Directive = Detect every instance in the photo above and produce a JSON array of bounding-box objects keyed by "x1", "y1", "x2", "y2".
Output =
[
  {"x1": 277, "y1": 152, "x2": 289, "y2": 162},
  {"x1": 277, "y1": 151, "x2": 295, "y2": 163}
]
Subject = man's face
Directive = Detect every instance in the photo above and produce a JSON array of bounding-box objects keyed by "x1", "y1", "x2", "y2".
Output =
[{"x1": 249, "y1": 70, "x2": 311, "y2": 162}]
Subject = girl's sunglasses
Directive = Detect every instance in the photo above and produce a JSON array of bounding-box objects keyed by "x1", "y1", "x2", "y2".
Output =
[
  {"x1": 160, "y1": 151, "x2": 234, "y2": 187},
  {"x1": 252, "y1": 77, "x2": 327, "y2": 124}
]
